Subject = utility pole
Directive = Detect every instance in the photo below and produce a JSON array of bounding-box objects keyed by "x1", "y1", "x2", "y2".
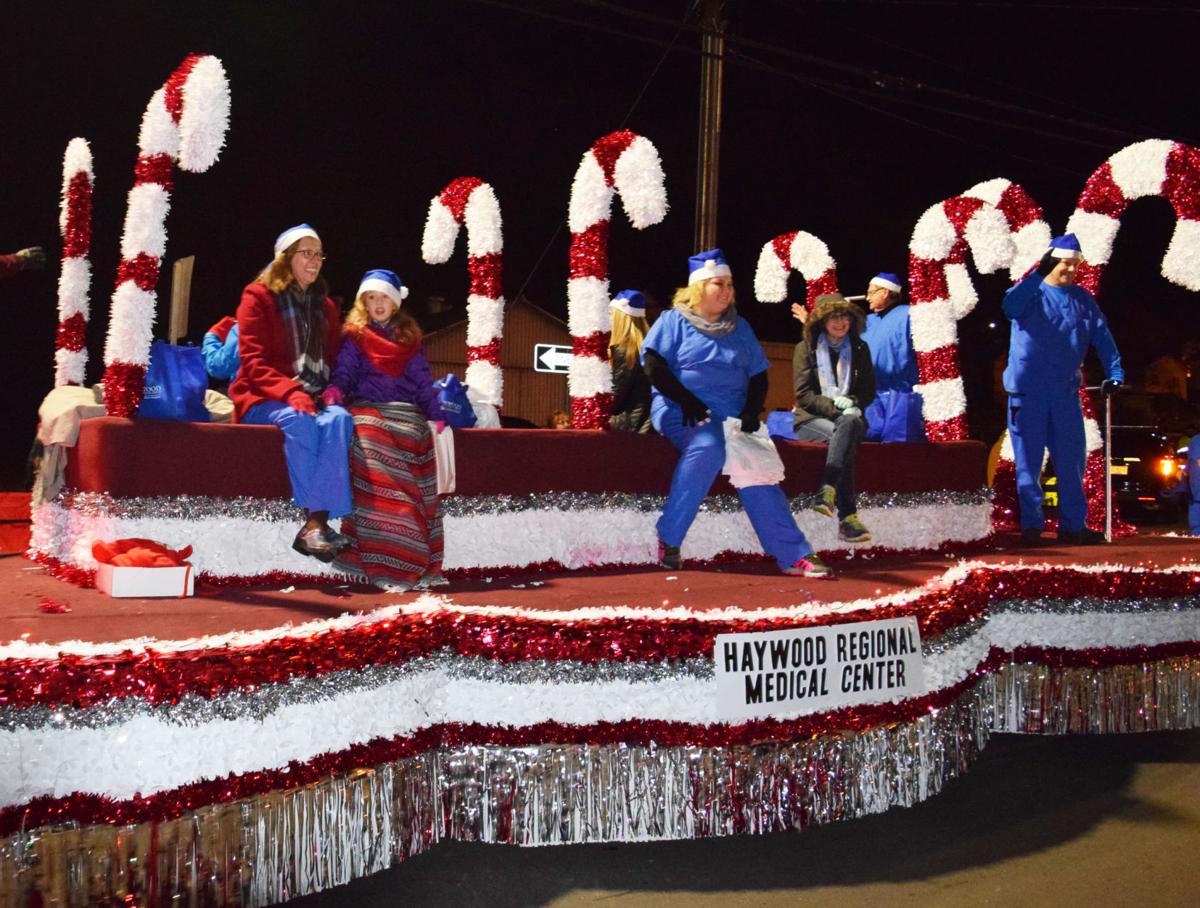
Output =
[{"x1": 694, "y1": 0, "x2": 725, "y2": 252}]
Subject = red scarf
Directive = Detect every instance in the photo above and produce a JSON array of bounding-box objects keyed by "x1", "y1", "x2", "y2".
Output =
[{"x1": 348, "y1": 323, "x2": 419, "y2": 377}]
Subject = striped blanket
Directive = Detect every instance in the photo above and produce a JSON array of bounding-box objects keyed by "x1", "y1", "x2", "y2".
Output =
[{"x1": 335, "y1": 401, "x2": 443, "y2": 588}]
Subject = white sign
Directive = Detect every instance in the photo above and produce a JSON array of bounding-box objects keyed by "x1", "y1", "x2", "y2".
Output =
[
  {"x1": 534, "y1": 343, "x2": 571, "y2": 374},
  {"x1": 713, "y1": 616, "x2": 923, "y2": 721}
]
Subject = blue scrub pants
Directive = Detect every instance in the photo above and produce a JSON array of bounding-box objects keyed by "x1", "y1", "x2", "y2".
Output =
[
  {"x1": 243, "y1": 400, "x2": 354, "y2": 518},
  {"x1": 655, "y1": 410, "x2": 813, "y2": 569},
  {"x1": 1007, "y1": 393, "x2": 1087, "y2": 533},
  {"x1": 1187, "y1": 435, "x2": 1200, "y2": 536}
]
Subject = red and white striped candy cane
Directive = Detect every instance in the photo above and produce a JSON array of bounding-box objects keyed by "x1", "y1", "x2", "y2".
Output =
[
  {"x1": 422, "y1": 177, "x2": 505, "y2": 406},
  {"x1": 907, "y1": 196, "x2": 1015, "y2": 440},
  {"x1": 54, "y1": 138, "x2": 94, "y2": 387},
  {"x1": 566, "y1": 129, "x2": 668, "y2": 428},
  {"x1": 753, "y1": 230, "x2": 839, "y2": 309},
  {"x1": 101, "y1": 54, "x2": 230, "y2": 417}
]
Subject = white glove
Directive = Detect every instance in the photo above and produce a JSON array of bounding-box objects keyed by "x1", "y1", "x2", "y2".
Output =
[
  {"x1": 843, "y1": 407, "x2": 862, "y2": 418},
  {"x1": 832, "y1": 396, "x2": 853, "y2": 410}
]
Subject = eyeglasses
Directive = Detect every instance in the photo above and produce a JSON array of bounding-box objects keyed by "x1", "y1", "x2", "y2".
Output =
[{"x1": 294, "y1": 249, "x2": 326, "y2": 261}]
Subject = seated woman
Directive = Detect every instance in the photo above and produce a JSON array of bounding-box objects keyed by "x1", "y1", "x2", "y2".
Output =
[
  {"x1": 322, "y1": 269, "x2": 448, "y2": 593},
  {"x1": 793, "y1": 293, "x2": 876, "y2": 543},
  {"x1": 643, "y1": 249, "x2": 830, "y2": 578},
  {"x1": 229, "y1": 224, "x2": 353, "y2": 562},
  {"x1": 608, "y1": 289, "x2": 652, "y2": 433}
]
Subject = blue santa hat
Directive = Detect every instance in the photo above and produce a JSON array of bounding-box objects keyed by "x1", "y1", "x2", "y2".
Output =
[
  {"x1": 610, "y1": 289, "x2": 646, "y2": 317},
  {"x1": 688, "y1": 248, "x2": 732, "y2": 286},
  {"x1": 357, "y1": 269, "x2": 409, "y2": 305},
  {"x1": 1048, "y1": 233, "x2": 1084, "y2": 260},
  {"x1": 274, "y1": 223, "x2": 321, "y2": 257},
  {"x1": 869, "y1": 272, "x2": 903, "y2": 293}
]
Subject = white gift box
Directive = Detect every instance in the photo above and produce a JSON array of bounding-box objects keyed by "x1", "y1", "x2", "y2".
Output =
[{"x1": 96, "y1": 563, "x2": 194, "y2": 598}]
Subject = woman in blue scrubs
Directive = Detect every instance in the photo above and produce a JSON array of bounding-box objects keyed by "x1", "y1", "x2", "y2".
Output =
[{"x1": 642, "y1": 249, "x2": 830, "y2": 578}]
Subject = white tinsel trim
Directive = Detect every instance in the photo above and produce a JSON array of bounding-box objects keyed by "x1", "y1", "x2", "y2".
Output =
[
  {"x1": 910, "y1": 204, "x2": 957, "y2": 261},
  {"x1": 463, "y1": 360, "x2": 503, "y2": 406},
  {"x1": 1011, "y1": 220, "x2": 1052, "y2": 278},
  {"x1": 908, "y1": 299, "x2": 958, "y2": 352},
  {"x1": 567, "y1": 354, "x2": 613, "y2": 398},
  {"x1": 57, "y1": 258, "x2": 92, "y2": 321},
  {"x1": 944, "y1": 263, "x2": 979, "y2": 320},
  {"x1": 611, "y1": 135, "x2": 669, "y2": 230},
  {"x1": 567, "y1": 153, "x2": 612, "y2": 233},
  {"x1": 465, "y1": 294, "x2": 505, "y2": 347},
  {"x1": 1000, "y1": 431, "x2": 1014, "y2": 461},
  {"x1": 464, "y1": 182, "x2": 503, "y2": 256},
  {"x1": 103, "y1": 284, "x2": 159, "y2": 365},
  {"x1": 962, "y1": 177, "x2": 1009, "y2": 207},
  {"x1": 421, "y1": 199, "x2": 460, "y2": 264},
  {"x1": 1063, "y1": 210, "x2": 1120, "y2": 266},
  {"x1": 137, "y1": 88, "x2": 179, "y2": 159},
  {"x1": 176, "y1": 55, "x2": 230, "y2": 173},
  {"x1": 119, "y1": 183, "x2": 171, "y2": 259},
  {"x1": 914, "y1": 379, "x2": 966, "y2": 423},
  {"x1": 1084, "y1": 415, "x2": 1103, "y2": 453},
  {"x1": 753, "y1": 241, "x2": 789, "y2": 303},
  {"x1": 1163, "y1": 219, "x2": 1200, "y2": 292},
  {"x1": 59, "y1": 138, "x2": 93, "y2": 235},
  {"x1": 54, "y1": 349, "x2": 88, "y2": 387},
  {"x1": 1107, "y1": 139, "x2": 1172, "y2": 200},
  {"x1": 790, "y1": 231, "x2": 835, "y2": 276},
  {"x1": 567, "y1": 276, "x2": 611, "y2": 336},
  {"x1": 962, "y1": 205, "x2": 1015, "y2": 275}
]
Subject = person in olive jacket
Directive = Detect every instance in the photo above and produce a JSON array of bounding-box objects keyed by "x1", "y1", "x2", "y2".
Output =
[{"x1": 793, "y1": 293, "x2": 877, "y2": 543}]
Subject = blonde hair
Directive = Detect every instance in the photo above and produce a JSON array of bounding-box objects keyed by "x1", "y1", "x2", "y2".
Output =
[
  {"x1": 671, "y1": 278, "x2": 735, "y2": 311},
  {"x1": 610, "y1": 308, "x2": 649, "y2": 367},
  {"x1": 344, "y1": 294, "x2": 422, "y2": 345},
  {"x1": 254, "y1": 238, "x2": 328, "y2": 295}
]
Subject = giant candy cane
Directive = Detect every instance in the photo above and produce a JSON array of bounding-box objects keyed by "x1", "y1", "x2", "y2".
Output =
[
  {"x1": 907, "y1": 196, "x2": 1015, "y2": 440},
  {"x1": 991, "y1": 140, "x2": 1200, "y2": 533},
  {"x1": 101, "y1": 54, "x2": 230, "y2": 416},
  {"x1": 753, "y1": 230, "x2": 839, "y2": 308},
  {"x1": 567, "y1": 130, "x2": 668, "y2": 428},
  {"x1": 422, "y1": 177, "x2": 505, "y2": 406},
  {"x1": 54, "y1": 138, "x2": 94, "y2": 388}
]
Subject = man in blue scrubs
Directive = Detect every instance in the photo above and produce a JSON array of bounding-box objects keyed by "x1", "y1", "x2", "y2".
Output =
[
  {"x1": 860, "y1": 272, "x2": 926, "y2": 442},
  {"x1": 1003, "y1": 234, "x2": 1124, "y2": 545}
]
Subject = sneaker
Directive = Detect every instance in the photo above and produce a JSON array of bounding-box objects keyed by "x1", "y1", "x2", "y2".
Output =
[
  {"x1": 373, "y1": 578, "x2": 414, "y2": 594},
  {"x1": 658, "y1": 539, "x2": 682, "y2": 570},
  {"x1": 292, "y1": 527, "x2": 337, "y2": 563},
  {"x1": 322, "y1": 527, "x2": 354, "y2": 553},
  {"x1": 413, "y1": 574, "x2": 450, "y2": 591},
  {"x1": 838, "y1": 514, "x2": 871, "y2": 543},
  {"x1": 1019, "y1": 528, "x2": 1045, "y2": 546},
  {"x1": 783, "y1": 553, "x2": 835, "y2": 579},
  {"x1": 812, "y1": 485, "x2": 836, "y2": 518},
  {"x1": 1058, "y1": 528, "x2": 1107, "y2": 545}
]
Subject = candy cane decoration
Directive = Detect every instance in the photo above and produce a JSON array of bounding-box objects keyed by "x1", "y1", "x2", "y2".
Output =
[
  {"x1": 567, "y1": 130, "x2": 668, "y2": 429},
  {"x1": 54, "y1": 138, "x2": 94, "y2": 387},
  {"x1": 422, "y1": 177, "x2": 505, "y2": 406},
  {"x1": 101, "y1": 54, "x2": 230, "y2": 417},
  {"x1": 753, "y1": 230, "x2": 839, "y2": 308},
  {"x1": 907, "y1": 196, "x2": 1015, "y2": 440}
]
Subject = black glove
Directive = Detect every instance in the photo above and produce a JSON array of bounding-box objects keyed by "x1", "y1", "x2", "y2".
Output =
[
  {"x1": 739, "y1": 412, "x2": 761, "y2": 434},
  {"x1": 680, "y1": 394, "x2": 710, "y2": 427},
  {"x1": 16, "y1": 247, "x2": 46, "y2": 271},
  {"x1": 1100, "y1": 378, "x2": 1121, "y2": 395},
  {"x1": 739, "y1": 370, "x2": 767, "y2": 434},
  {"x1": 1036, "y1": 252, "x2": 1057, "y2": 277}
]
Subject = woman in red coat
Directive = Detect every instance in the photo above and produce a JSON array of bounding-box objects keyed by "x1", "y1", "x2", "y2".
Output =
[{"x1": 229, "y1": 224, "x2": 354, "y2": 562}]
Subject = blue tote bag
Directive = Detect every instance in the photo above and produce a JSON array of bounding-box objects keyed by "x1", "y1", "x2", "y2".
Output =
[{"x1": 137, "y1": 340, "x2": 210, "y2": 422}]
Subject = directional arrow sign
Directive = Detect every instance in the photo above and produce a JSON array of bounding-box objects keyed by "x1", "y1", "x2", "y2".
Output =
[{"x1": 534, "y1": 343, "x2": 572, "y2": 374}]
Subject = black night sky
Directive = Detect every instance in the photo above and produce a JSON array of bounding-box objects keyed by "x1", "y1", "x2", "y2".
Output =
[{"x1": 3, "y1": 1, "x2": 1198, "y2": 485}]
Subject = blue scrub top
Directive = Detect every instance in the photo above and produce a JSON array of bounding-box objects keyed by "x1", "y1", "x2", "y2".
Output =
[
  {"x1": 1002, "y1": 273, "x2": 1124, "y2": 398},
  {"x1": 861, "y1": 304, "x2": 919, "y2": 393},
  {"x1": 643, "y1": 309, "x2": 770, "y2": 421}
]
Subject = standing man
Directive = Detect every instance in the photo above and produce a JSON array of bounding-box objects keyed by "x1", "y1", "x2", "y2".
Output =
[
  {"x1": 860, "y1": 272, "x2": 918, "y2": 393},
  {"x1": 1003, "y1": 234, "x2": 1123, "y2": 545}
]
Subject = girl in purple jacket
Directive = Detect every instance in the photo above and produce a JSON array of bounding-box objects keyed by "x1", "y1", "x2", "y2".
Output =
[{"x1": 322, "y1": 269, "x2": 448, "y2": 593}]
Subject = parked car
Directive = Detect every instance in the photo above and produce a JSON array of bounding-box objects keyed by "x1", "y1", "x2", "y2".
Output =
[{"x1": 1043, "y1": 391, "x2": 1199, "y2": 523}]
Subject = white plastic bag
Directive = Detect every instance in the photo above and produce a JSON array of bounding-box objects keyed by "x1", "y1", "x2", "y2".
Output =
[
  {"x1": 721, "y1": 417, "x2": 786, "y2": 489},
  {"x1": 430, "y1": 422, "x2": 456, "y2": 494}
]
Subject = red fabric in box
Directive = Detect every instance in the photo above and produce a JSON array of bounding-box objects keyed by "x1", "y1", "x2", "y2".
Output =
[{"x1": 65, "y1": 418, "x2": 986, "y2": 499}]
